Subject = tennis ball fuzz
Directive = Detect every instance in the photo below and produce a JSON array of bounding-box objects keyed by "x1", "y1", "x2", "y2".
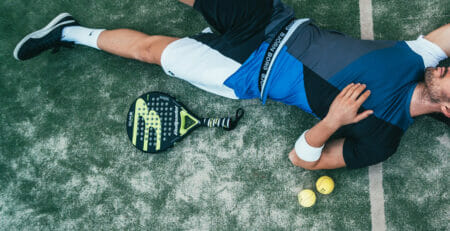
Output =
[
  {"x1": 298, "y1": 189, "x2": 316, "y2": 207},
  {"x1": 316, "y1": 176, "x2": 335, "y2": 194}
]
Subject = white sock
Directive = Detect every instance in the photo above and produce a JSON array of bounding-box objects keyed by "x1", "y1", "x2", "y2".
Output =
[{"x1": 61, "y1": 26, "x2": 105, "y2": 50}]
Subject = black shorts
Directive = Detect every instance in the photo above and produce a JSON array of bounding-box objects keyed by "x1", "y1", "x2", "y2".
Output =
[
  {"x1": 192, "y1": 0, "x2": 295, "y2": 63},
  {"x1": 160, "y1": 0, "x2": 295, "y2": 99}
]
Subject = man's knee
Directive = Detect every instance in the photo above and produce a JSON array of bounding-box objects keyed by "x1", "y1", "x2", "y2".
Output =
[
  {"x1": 134, "y1": 44, "x2": 158, "y2": 64},
  {"x1": 133, "y1": 36, "x2": 177, "y2": 65}
]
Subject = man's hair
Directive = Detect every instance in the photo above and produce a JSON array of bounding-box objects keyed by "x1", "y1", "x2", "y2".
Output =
[{"x1": 427, "y1": 113, "x2": 450, "y2": 127}]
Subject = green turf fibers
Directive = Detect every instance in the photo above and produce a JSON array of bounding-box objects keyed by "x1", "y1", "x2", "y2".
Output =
[{"x1": 0, "y1": 0, "x2": 448, "y2": 230}]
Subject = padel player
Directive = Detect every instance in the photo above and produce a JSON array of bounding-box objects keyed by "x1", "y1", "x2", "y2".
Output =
[{"x1": 13, "y1": 0, "x2": 450, "y2": 170}]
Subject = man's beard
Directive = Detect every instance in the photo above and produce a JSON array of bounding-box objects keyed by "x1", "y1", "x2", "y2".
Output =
[{"x1": 424, "y1": 67, "x2": 442, "y2": 103}]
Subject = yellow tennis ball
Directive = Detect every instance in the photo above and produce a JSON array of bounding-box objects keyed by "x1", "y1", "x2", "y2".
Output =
[
  {"x1": 298, "y1": 189, "x2": 316, "y2": 207},
  {"x1": 316, "y1": 176, "x2": 335, "y2": 194}
]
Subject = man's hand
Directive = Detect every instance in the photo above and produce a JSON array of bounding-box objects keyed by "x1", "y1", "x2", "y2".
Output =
[
  {"x1": 289, "y1": 83, "x2": 374, "y2": 170},
  {"x1": 324, "y1": 83, "x2": 373, "y2": 129}
]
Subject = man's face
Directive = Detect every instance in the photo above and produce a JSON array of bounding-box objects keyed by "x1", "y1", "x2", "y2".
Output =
[{"x1": 424, "y1": 66, "x2": 450, "y2": 106}]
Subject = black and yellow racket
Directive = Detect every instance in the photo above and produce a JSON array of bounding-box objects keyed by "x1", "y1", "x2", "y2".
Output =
[{"x1": 126, "y1": 92, "x2": 244, "y2": 153}]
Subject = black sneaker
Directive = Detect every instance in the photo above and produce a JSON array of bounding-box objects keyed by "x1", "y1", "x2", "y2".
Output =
[{"x1": 13, "y1": 13, "x2": 79, "y2": 61}]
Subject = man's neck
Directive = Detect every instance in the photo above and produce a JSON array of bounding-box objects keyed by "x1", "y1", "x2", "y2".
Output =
[{"x1": 410, "y1": 83, "x2": 442, "y2": 117}]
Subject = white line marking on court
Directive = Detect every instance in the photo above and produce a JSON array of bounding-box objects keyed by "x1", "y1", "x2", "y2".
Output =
[
  {"x1": 368, "y1": 163, "x2": 387, "y2": 231},
  {"x1": 359, "y1": 0, "x2": 374, "y2": 40},
  {"x1": 359, "y1": 0, "x2": 387, "y2": 230}
]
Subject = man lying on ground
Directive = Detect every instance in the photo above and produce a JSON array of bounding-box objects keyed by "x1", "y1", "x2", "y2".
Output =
[{"x1": 14, "y1": 0, "x2": 450, "y2": 170}]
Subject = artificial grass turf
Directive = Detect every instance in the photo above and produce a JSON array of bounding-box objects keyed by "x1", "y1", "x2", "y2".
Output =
[{"x1": 1, "y1": 0, "x2": 448, "y2": 230}]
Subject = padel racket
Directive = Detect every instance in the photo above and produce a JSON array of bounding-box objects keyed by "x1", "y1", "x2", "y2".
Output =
[{"x1": 126, "y1": 92, "x2": 244, "y2": 153}]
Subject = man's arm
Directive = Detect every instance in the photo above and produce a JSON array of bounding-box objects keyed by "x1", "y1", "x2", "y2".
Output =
[
  {"x1": 179, "y1": 0, "x2": 195, "y2": 7},
  {"x1": 425, "y1": 23, "x2": 450, "y2": 57},
  {"x1": 289, "y1": 138, "x2": 346, "y2": 170},
  {"x1": 289, "y1": 83, "x2": 373, "y2": 170}
]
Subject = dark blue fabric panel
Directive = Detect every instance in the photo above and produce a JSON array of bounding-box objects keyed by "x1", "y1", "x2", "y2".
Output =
[
  {"x1": 285, "y1": 23, "x2": 396, "y2": 80},
  {"x1": 328, "y1": 42, "x2": 424, "y2": 130}
]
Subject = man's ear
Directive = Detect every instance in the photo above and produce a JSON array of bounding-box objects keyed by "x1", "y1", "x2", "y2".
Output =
[{"x1": 441, "y1": 105, "x2": 450, "y2": 118}]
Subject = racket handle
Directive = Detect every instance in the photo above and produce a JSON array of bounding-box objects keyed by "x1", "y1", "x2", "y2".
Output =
[
  {"x1": 201, "y1": 108, "x2": 244, "y2": 131},
  {"x1": 201, "y1": 117, "x2": 231, "y2": 128}
]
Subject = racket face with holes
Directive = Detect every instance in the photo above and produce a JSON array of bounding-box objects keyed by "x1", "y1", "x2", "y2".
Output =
[{"x1": 126, "y1": 92, "x2": 201, "y2": 153}]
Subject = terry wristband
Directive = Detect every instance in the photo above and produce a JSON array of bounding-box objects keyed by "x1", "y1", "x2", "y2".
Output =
[{"x1": 294, "y1": 130, "x2": 324, "y2": 162}]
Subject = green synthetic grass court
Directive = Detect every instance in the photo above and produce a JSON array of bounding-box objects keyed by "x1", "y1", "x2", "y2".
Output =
[{"x1": 1, "y1": 0, "x2": 449, "y2": 230}]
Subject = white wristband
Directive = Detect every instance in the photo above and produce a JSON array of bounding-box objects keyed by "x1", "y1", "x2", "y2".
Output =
[{"x1": 294, "y1": 130, "x2": 324, "y2": 162}]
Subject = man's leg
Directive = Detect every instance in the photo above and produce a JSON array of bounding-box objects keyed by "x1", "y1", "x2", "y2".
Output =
[
  {"x1": 15, "y1": 0, "x2": 191, "y2": 63},
  {"x1": 61, "y1": 25, "x2": 179, "y2": 65},
  {"x1": 97, "y1": 30, "x2": 179, "y2": 65},
  {"x1": 14, "y1": 13, "x2": 179, "y2": 66},
  {"x1": 91, "y1": 0, "x2": 200, "y2": 64}
]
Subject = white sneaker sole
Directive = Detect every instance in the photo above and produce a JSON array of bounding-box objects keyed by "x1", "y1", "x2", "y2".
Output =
[{"x1": 13, "y1": 12, "x2": 75, "y2": 60}]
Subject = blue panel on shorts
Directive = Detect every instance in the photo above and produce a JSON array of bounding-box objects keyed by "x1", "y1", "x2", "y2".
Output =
[
  {"x1": 224, "y1": 43, "x2": 269, "y2": 99},
  {"x1": 264, "y1": 46, "x2": 313, "y2": 114},
  {"x1": 224, "y1": 43, "x2": 313, "y2": 114}
]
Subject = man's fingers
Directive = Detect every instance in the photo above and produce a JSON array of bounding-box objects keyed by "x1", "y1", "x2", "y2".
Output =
[
  {"x1": 356, "y1": 90, "x2": 371, "y2": 106},
  {"x1": 354, "y1": 110, "x2": 374, "y2": 122},
  {"x1": 339, "y1": 83, "x2": 354, "y2": 97},
  {"x1": 344, "y1": 83, "x2": 360, "y2": 98},
  {"x1": 350, "y1": 84, "x2": 366, "y2": 100}
]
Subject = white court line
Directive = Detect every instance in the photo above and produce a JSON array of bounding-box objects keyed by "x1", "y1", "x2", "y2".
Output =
[
  {"x1": 368, "y1": 163, "x2": 386, "y2": 231},
  {"x1": 359, "y1": 0, "x2": 374, "y2": 40},
  {"x1": 359, "y1": 0, "x2": 387, "y2": 230}
]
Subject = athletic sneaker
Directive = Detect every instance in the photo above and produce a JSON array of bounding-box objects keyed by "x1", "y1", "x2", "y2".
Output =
[{"x1": 13, "y1": 13, "x2": 79, "y2": 61}]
